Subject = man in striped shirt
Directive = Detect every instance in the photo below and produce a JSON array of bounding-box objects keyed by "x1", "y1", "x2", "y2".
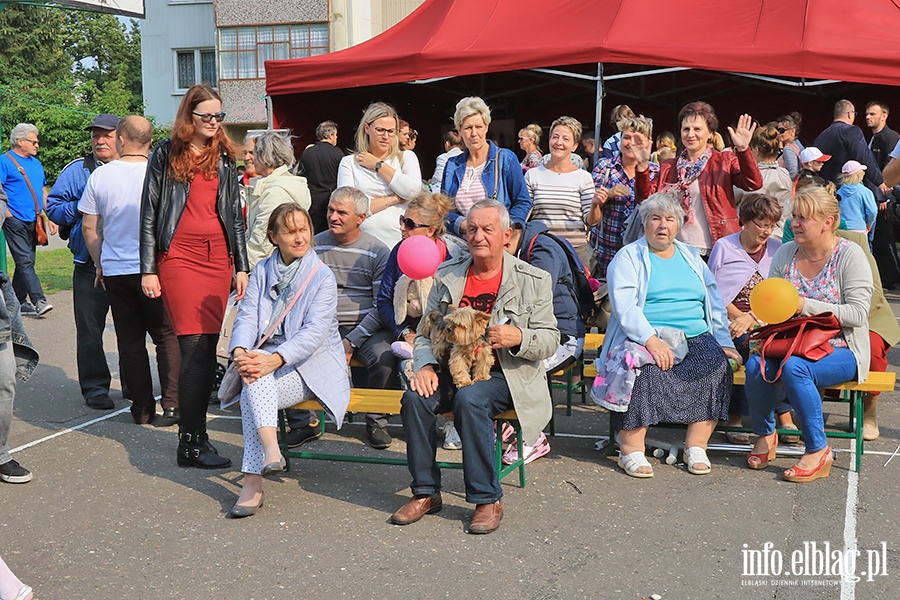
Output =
[{"x1": 313, "y1": 186, "x2": 395, "y2": 449}]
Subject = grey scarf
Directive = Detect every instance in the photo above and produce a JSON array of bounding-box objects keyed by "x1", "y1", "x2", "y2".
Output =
[{"x1": 271, "y1": 251, "x2": 304, "y2": 336}]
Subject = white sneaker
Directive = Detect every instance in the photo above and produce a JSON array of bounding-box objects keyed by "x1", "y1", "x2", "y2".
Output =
[{"x1": 443, "y1": 421, "x2": 462, "y2": 450}]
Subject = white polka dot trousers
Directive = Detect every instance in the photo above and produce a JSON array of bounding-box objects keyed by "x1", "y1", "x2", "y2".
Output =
[{"x1": 240, "y1": 356, "x2": 314, "y2": 475}]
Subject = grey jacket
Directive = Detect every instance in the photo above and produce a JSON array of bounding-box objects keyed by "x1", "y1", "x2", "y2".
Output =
[
  {"x1": 413, "y1": 252, "x2": 559, "y2": 445},
  {"x1": 769, "y1": 241, "x2": 872, "y2": 382}
]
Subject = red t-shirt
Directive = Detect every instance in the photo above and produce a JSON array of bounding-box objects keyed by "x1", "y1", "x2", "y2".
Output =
[{"x1": 459, "y1": 267, "x2": 502, "y2": 313}]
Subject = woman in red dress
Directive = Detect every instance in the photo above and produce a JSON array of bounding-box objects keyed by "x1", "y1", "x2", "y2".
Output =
[{"x1": 140, "y1": 84, "x2": 249, "y2": 469}]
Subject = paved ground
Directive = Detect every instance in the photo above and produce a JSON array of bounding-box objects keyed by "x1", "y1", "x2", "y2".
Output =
[{"x1": 2, "y1": 286, "x2": 899, "y2": 599}]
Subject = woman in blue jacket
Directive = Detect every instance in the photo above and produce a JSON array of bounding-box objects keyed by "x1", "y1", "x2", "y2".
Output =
[
  {"x1": 600, "y1": 191, "x2": 741, "y2": 478},
  {"x1": 227, "y1": 203, "x2": 349, "y2": 517},
  {"x1": 441, "y1": 97, "x2": 531, "y2": 236}
]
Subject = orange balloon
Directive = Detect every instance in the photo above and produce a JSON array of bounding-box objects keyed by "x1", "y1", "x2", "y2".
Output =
[{"x1": 749, "y1": 278, "x2": 800, "y2": 324}]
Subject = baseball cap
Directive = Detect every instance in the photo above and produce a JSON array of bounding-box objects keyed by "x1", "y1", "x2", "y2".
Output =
[
  {"x1": 841, "y1": 160, "x2": 867, "y2": 176},
  {"x1": 85, "y1": 114, "x2": 120, "y2": 131},
  {"x1": 799, "y1": 147, "x2": 831, "y2": 164}
]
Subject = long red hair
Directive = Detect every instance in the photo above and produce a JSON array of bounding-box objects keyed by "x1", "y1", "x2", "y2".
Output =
[{"x1": 169, "y1": 84, "x2": 235, "y2": 182}]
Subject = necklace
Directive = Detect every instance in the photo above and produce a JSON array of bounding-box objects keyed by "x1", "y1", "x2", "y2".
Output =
[
  {"x1": 799, "y1": 238, "x2": 836, "y2": 263},
  {"x1": 120, "y1": 153, "x2": 148, "y2": 159}
]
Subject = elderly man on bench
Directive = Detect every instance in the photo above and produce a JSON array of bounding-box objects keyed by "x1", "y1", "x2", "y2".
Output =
[{"x1": 391, "y1": 199, "x2": 559, "y2": 534}]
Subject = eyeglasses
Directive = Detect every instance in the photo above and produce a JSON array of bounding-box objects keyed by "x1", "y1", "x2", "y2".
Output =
[
  {"x1": 22, "y1": 138, "x2": 39, "y2": 146},
  {"x1": 192, "y1": 111, "x2": 227, "y2": 123},
  {"x1": 399, "y1": 215, "x2": 430, "y2": 230},
  {"x1": 369, "y1": 125, "x2": 396, "y2": 137},
  {"x1": 750, "y1": 221, "x2": 777, "y2": 233}
]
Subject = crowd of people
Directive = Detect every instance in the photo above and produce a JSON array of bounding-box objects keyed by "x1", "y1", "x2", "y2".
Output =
[{"x1": 0, "y1": 84, "x2": 898, "y2": 552}]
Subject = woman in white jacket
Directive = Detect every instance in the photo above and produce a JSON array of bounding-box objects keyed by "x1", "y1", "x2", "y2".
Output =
[
  {"x1": 246, "y1": 131, "x2": 311, "y2": 269},
  {"x1": 337, "y1": 102, "x2": 422, "y2": 248}
]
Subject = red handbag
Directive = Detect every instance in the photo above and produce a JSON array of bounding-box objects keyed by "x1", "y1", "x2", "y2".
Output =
[{"x1": 748, "y1": 312, "x2": 843, "y2": 383}]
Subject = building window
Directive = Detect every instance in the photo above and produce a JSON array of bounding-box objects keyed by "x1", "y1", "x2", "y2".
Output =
[
  {"x1": 219, "y1": 23, "x2": 329, "y2": 80},
  {"x1": 175, "y1": 49, "x2": 217, "y2": 91}
]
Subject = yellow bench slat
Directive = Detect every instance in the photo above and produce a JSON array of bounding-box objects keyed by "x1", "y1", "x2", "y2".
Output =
[{"x1": 291, "y1": 388, "x2": 522, "y2": 421}]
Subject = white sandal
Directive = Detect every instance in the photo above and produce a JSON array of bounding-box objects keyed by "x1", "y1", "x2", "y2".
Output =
[
  {"x1": 684, "y1": 446, "x2": 711, "y2": 475},
  {"x1": 618, "y1": 450, "x2": 654, "y2": 478}
]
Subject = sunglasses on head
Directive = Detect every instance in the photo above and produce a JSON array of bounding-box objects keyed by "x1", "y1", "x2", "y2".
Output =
[
  {"x1": 192, "y1": 111, "x2": 227, "y2": 123},
  {"x1": 399, "y1": 215, "x2": 430, "y2": 230}
]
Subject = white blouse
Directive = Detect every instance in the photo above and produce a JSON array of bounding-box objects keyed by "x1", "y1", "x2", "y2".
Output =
[{"x1": 337, "y1": 150, "x2": 423, "y2": 248}]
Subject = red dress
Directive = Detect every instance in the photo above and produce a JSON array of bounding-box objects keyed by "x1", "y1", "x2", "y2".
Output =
[{"x1": 158, "y1": 173, "x2": 233, "y2": 335}]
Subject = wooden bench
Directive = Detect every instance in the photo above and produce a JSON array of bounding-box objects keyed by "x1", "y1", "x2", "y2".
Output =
[
  {"x1": 277, "y1": 389, "x2": 528, "y2": 487},
  {"x1": 581, "y1": 334, "x2": 895, "y2": 472}
]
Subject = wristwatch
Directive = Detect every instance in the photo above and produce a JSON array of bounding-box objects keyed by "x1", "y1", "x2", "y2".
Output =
[
  {"x1": 375, "y1": 160, "x2": 384, "y2": 172},
  {"x1": 400, "y1": 327, "x2": 414, "y2": 339}
]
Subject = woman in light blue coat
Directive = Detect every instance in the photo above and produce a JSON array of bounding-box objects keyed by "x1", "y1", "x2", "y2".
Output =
[
  {"x1": 600, "y1": 191, "x2": 742, "y2": 478},
  {"x1": 228, "y1": 203, "x2": 349, "y2": 517}
]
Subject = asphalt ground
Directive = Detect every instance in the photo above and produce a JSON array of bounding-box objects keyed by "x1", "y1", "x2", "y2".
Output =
[{"x1": 2, "y1": 284, "x2": 899, "y2": 600}]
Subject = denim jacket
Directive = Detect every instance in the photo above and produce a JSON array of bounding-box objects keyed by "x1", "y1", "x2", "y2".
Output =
[
  {"x1": 0, "y1": 272, "x2": 39, "y2": 382},
  {"x1": 441, "y1": 141, "x2": 532, "y2": 235}
]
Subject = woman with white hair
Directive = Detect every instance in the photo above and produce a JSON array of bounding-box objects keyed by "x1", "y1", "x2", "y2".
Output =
[
  {"x1": 337, "y1": 102, "x2": 422, "y2": 248},
  {"x1": 245, "y1": 131, "x2": 311, "y2": 269},
  {"x1": 441, "y1": 96, "x2": 532, "y2": 236},
  {"x1": 599, "y1": 192, "x2": 741, "y2": 478}
]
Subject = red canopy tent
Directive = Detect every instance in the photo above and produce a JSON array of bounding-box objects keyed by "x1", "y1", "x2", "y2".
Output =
[
  {"x1": 267, "y1": 0, "x2": 900, "y2": 94},
  {"x1": 264, "y1": 0, "x2": 900, "y2": 166}
]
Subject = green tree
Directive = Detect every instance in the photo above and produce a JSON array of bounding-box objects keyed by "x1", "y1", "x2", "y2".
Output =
[
  {"x1": 0, "y1": 4, "x2": 152, "y2": 181},
  {"x1": 62, "y1": 12, "x2": 143, "y2": 111},
  {"x1": 0, "y1": 4, "x2": 69, "y2": 83}
]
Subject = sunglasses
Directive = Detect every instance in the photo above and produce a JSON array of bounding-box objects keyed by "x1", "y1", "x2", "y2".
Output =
[
  {"x1": 192, "y1": 111, "x2": 227, "y2": 123},
  {"x1": 399, "y1": 215, "x2": 430, "y2": 230},
  {"x1": 776, "y1": 127, "x2": 787, "y2": 134}
]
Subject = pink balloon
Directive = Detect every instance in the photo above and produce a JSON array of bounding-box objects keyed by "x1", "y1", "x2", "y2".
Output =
[{"x1": 397, "y1": 236, "x2": 441, "y2": 280}]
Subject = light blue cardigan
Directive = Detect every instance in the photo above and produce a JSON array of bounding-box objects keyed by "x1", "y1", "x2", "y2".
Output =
[
  {"x1": 599, "y1": 238, "x2": 734, "y2": 365},
  {"x1": 229, "y1": 250, "x2": 350, "y2": 426}
]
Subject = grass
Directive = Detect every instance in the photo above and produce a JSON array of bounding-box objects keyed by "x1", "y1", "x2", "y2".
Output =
[{"x1": 6, "y1": 249, "x2": 74, "y2": 295}]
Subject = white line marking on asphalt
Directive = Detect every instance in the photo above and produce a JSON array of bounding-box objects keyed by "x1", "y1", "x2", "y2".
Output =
[
  {"x1": 841, "y1": 441, "x2": 859, "y2": 600},
  {"x1": 9, "y1": 407, "x2": 130, "y2": 454},
  {"x1": 883, "y1": 446, "x2": 900, "y2": 467}
]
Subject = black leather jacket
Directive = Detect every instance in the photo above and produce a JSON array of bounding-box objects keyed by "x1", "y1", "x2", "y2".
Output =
[{"x1": 140, "y1": 139, "x2": 249, "y2": 274}]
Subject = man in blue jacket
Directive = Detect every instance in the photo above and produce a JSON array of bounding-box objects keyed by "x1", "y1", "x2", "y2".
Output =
[{"x1": 46, "y1": 114, "x2": 121, "y2": 410}]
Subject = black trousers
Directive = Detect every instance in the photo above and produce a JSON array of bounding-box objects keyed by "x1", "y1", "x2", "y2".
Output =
[{"x1": 105, "y1": 274, "x2": 181, "y2": 422}]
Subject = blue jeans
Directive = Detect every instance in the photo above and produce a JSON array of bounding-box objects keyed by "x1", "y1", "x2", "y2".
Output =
[
  {"x1": 745, "y1": 348, "x2": 857, "y2": 453},
  {"x1": 2, "y1": 216, "x2": 45, "y2": 304},
  {"x1": 401, "y1": 369, "x2": 513, "y2": 504},
  {"x1": 729, "y1": 334, "x2": 789, "y2": 417}
]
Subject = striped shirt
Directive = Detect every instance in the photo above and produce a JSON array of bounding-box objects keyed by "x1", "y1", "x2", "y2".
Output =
[
  {"x1": 454, "y1": 162, "x2": 487, "y2": 217},
  {"x1": 313, "y1": 230, "x2": 390, "y2": 347},
  {"x1": 525, "y1": 165, "x2": 594, "y2": 258}
]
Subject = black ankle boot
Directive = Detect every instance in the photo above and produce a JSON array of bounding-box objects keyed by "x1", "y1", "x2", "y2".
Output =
[{"x1": 177, "y1": 430, "x2": 232, "y2": 469}]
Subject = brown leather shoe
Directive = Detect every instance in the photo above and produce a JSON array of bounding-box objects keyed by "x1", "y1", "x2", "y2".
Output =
[
  {"x1": 390, "y1": 493, "x2": 442, "y2": 525},
  {"x1": 468, "y1": 500, "x2": 503, "y2": 534}
]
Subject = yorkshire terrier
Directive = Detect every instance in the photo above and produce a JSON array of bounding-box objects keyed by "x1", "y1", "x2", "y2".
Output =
[{"x1": 421, "y1": 306, "x2": 494, "y2": 388}]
